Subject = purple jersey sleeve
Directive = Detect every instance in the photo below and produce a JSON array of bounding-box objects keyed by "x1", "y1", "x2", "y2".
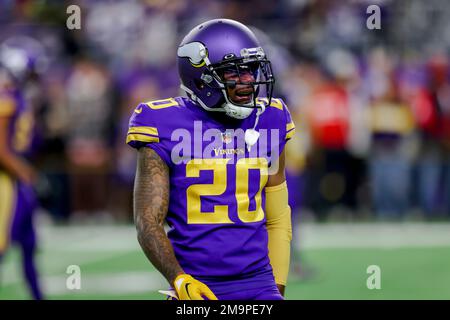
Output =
[
  {"x1": 272, "y1": 98, "x2": 296, "y2": 155},
  {"x1": 1, "y1": 89, "x2": 36, "y2": 156},
  {"x1": 281, "y1": 98, "x2": 296, "y2": 142},
  {"x1": 259, "y1": 97, "x2": 296, "y2": 155},
  {"x1": 126, "y1": 102, "x2": 172, "y2": 165}
]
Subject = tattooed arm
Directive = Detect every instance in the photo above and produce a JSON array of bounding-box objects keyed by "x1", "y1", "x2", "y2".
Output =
[
  {"x1": 133, "y1": 147, "x2": 184, "y2": 285},
  {"x1": 134, "y1": 147, "x2": 218, "y2": 300}
]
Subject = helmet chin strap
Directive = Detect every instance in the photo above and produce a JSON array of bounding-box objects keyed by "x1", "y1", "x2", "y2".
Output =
[
  {"x1": 221, "y1": 92, "x2": 265, "y2": 151},
  {"x1": 244, "y1": 103, "x2": 265, "y2": 151},
  {"x1": 222, "y1": 85, "x2": 267, "y2": 151},
  {"x1": 222, "y1": 96, "x2": 253, "y2": 119}
]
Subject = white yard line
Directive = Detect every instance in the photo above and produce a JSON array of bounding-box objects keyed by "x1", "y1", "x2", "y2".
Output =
[
  {"x1": 38, "y1": 224, "x2": 140, "y2": 252},
  {"x1": 42, "y1": 271, "x2": 166, "y2": 296},
  {"x1": 36, "y1": 222, "x2": 450, "y2": 251},
  {"x1": 1, "y1": 249, "x2": 143, "y2": 287},
  {"x1": 296, "y1": 223, "x2": 450, "y2": 249},
  {"x1": 2, "y1": 268, "x2": 165, "y2": 296}
]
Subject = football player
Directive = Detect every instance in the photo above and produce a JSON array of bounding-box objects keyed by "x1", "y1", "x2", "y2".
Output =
[
  {"x1": 0, "y1": 39, "x2": 43, "y2": 300},
  {"x1": 128, "y1": 19, "x2": 295, "y2": 300}
]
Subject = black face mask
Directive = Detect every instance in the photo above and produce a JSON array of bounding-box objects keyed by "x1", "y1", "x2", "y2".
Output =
[{"x1": 202, "y1": 57, "x2": 276, "y2": 109}]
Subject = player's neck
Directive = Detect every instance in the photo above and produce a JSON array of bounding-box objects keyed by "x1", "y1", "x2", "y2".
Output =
[{"x1": 208, "y1": 108, "x2": 243, "y2": 127}]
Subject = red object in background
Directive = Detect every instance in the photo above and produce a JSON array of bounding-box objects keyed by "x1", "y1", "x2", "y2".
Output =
[
  {"x1": 420, "y1": 54, "x2": 450, "y2": 142},
  {"x1": 308, "y1": 85, "x2": 350, "y2": 149},
  {"x1": 410, "y1": 88, "x2": 439, "y2": 136},
  {"x1": 411, "y1": 86, "x2": 450, "y2": 141}
]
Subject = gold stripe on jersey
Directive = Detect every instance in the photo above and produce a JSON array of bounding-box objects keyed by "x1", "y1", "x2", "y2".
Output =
[
  {"x1": 255, "y1": 98, "x2": 283, "y2": 110},
  {"x1": 126, "y1": 133, "x2": 160, "y2": 144},
  {"x1": 268, "y1": 98, "x2": 283, "y2": 110},
  {"x1": 127, "y1": 126, "x2": 159, "y2": 137},
  {"x1": 286, "y1": 128, "x2": 296, "y2": 140},
  {"x1": 286, "y1": 121, "x2": 295, "y2": 132}
]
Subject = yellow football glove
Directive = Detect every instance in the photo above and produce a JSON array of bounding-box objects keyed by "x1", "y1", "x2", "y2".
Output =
[{"x1": 173, "y1": 274, "x2": 218, "y2": 300}]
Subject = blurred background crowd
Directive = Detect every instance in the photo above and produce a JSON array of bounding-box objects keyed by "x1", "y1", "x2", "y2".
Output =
[{"x1": 1, "y1": 0, "x2": 450, "y2": 224}]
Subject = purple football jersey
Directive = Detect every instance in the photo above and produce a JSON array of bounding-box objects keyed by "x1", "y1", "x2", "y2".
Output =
[
  {"x1": 0, "y1": 89, "x2": 36, "y2": 246},
  {"x1": 127, "y1": 96, "x2": 295, "y2": 278},
  {"x1": 0, "y1": 89, "x2": 34, "y2": 157},
  {"x1": 0, "y1": 88, "x2": 43, "y2": 299}
]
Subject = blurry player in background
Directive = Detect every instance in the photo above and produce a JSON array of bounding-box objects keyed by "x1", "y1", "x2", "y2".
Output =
[
  {"x1": 129, "y1": 19, "x2": 294, "y2": 300},
  {"x1": 0, "y1": 38, "x2": 44, "y2": 300}
]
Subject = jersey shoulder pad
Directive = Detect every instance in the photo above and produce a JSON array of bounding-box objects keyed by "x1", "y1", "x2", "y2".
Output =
[
  {"x1": 126, "y1": 97, "x2": 183, "y2": 147},
  {"x1": 256, "y1": 97, "x2": 284, "y2": 111},
  {"x1": 258, "y1": 97, "x2": 295, "y2": 141}
]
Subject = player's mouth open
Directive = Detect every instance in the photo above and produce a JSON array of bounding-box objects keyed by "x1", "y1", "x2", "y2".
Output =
[{"x1": 233, "y1": 89, "x2": 253, "y2": 103}]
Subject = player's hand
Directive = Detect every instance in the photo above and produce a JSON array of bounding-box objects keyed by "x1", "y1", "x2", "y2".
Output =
[{"x1": 173, "y1": 274, "x2": 218, "y2": 300}]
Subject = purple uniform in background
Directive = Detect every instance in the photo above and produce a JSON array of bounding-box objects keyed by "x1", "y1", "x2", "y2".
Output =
[
  {"x1": 0, "y1": 88, "x2": 41, "y2": 300},
  {"x1": 127, "y1": 96, "x2": 294, "y2": 300}
]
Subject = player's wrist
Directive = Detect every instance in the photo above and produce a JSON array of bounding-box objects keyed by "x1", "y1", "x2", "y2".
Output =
[
  {"x1": 277, "y1": 284, "x2": 285, "y2": 297},
  {"x1": 173, "y1": 273, "x2": 191, "y2": 290},
  {"x1": 168, "y1": 269, "x2": 186, "y2": 284}
]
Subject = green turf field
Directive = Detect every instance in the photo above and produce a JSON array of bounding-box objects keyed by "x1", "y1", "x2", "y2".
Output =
[{"x1": 1, "y1": 223, "x2": 450, "y2": 300}]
